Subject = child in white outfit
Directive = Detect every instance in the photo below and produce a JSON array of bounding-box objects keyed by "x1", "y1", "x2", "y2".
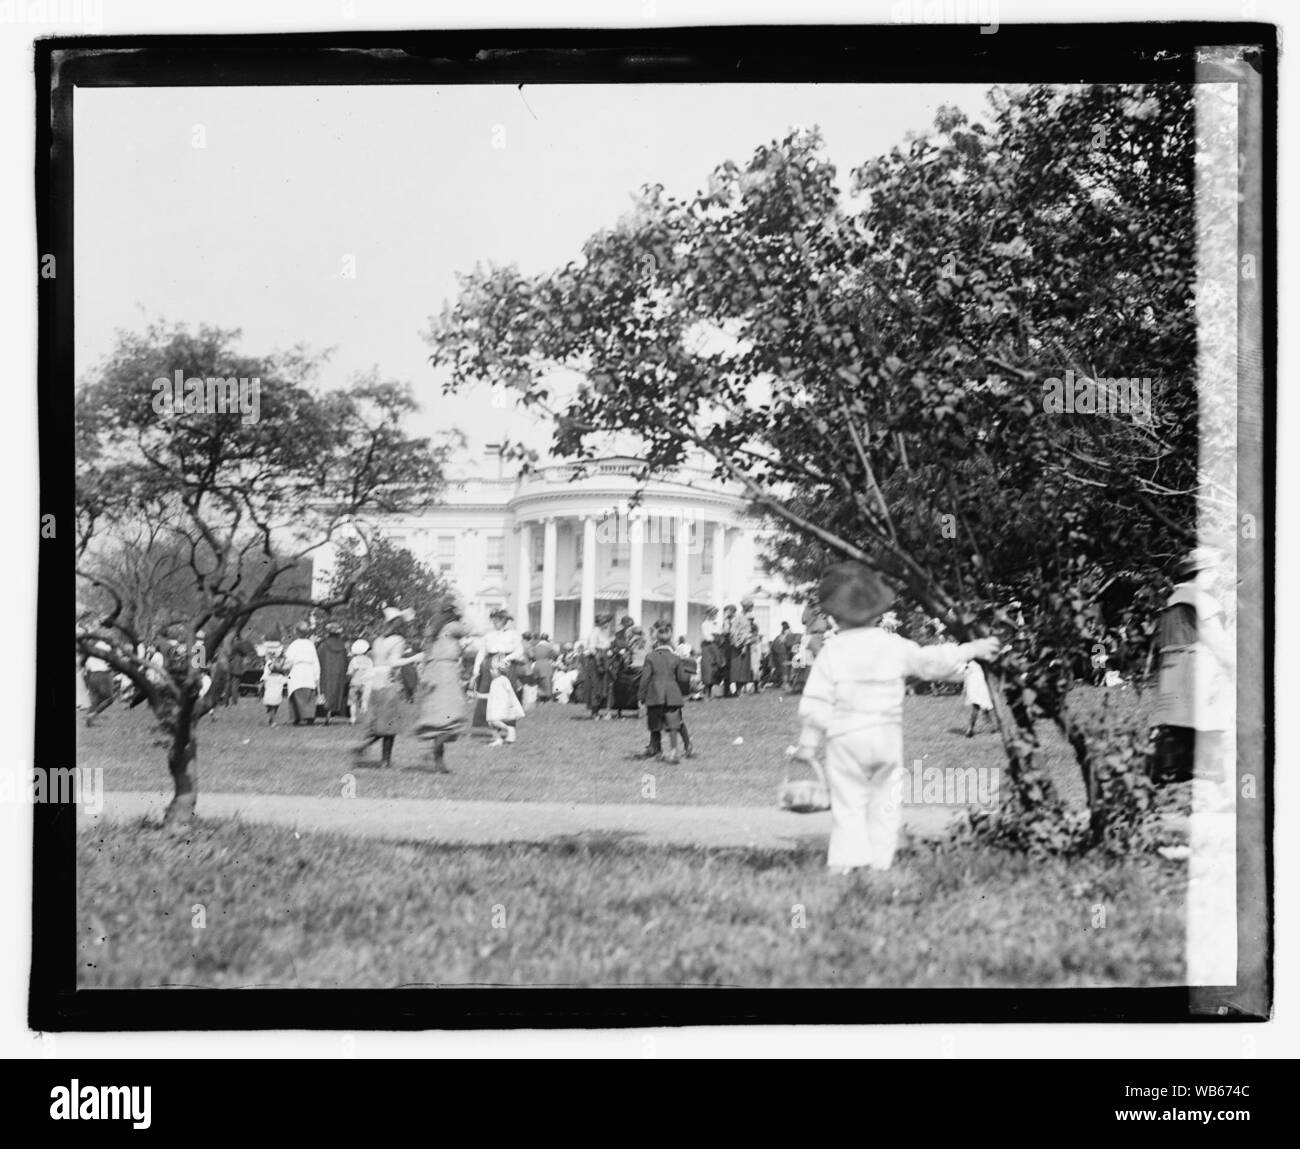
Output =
[
  {"x1": 482, "y1": 656, "x2": 525, "y2": 746},
  {"x1": 793, "y1": 563, "x2": 999, "y2": 873}
]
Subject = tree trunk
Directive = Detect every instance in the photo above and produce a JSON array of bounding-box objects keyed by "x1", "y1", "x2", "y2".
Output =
[
  {"x1": 163, "y1": 727, "x2": 198, "y2": 828},
  {"x1": 983, "y1": 665, "x2": 1064, "y2": 813}
]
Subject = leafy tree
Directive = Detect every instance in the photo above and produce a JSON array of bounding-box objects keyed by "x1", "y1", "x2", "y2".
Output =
[
  {"x1": 427, "y1": 83, "x2": 1201, "y2": 849},
  {"x1": 76, "y1": 322, "x2": 451, "y2": 825},
  {"x1": 326, "y1": 535, "x2": 453, "y2": 641}
]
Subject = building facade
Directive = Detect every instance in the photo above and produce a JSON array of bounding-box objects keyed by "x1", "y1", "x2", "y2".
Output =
[{"x1": 313, "y1": 455, "x2": 806, "y2": 644}]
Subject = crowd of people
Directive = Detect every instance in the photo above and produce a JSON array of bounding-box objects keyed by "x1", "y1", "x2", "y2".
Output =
[{"x1": 77, "y1": 544, "x2": 1230, "y2": 871}]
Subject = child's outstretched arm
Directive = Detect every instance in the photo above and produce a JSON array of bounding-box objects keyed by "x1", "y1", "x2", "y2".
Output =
[{"x1": 904, "y1": 635, "x2": 1000, "y2": 681}]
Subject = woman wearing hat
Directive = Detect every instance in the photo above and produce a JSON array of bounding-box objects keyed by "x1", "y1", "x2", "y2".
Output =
[
  {"x1": 609, "y1": 615, "x2": 643, "y2": 717},
  {"x1": 583, "y1": 612, "x2": 615, "y2": 718},
  {"x1": 284, "y1": 620, "x2": 321, "y2": 726},
  {"x1": 472, "y1": 608, "x2": 525, "y2": 734},
  {"x1": 727, "y1": 600, "x2": 756, "y2": 696},
  {"x1": 354, "y1": 607, "x2": 420, "y2": 767},
  {"x1": 1150, "y1": 547, "x2": 1234, "y2": 788},
  {"x1": 699, "y1": 606, "x2": 724, "y2": 700},
  {"x1": 316, "y1": 621, "x2": 350, "y2": 724},
  {"x1": 412, "y1": 607, "x2": 471, "y2": 772}
]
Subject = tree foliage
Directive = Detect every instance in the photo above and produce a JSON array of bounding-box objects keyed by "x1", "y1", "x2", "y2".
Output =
[
  {"x1": 427, "y1": 84, "x2": 1201, "y2": 850},
  {"x1": 76, "y1": 322, "x2": 451, "y2": 823},
  {"x1": 326, "y1": 535, "x2": 453, "y2": 641}
]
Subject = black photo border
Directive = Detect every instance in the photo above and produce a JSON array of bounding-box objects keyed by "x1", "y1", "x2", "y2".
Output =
[{"x1": 35, "y1": 21, "x2": 1276, "y2": 1031}]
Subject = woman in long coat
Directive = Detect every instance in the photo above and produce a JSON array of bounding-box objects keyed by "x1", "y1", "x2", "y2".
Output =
[
  {"x1": 727, "y1": 601, "x2": 755, "y2": 694},
  {"x1": 699, "y1": 606, "x2": 723, "y2": 700},
  {"x1": 1151, "y1": 548, "x2": 1233, "y2": 786},
  {"x1": 353, "y1": 608, "x2": 420, "y2": 768},
  {"x1": 610, "y1": 621, "x2": 644, "y2": 716},
  {"x1": 583, "y1": 613, "x2": 615, "y2": 718},
  {"x1": 316, "y1": 622, "x2": 350, "y2": 723},
  {"x1": 412, "y1": 613, "x2": 469, "y2": 773}
]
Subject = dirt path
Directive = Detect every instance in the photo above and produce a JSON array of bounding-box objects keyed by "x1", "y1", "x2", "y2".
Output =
[{"x1": 83, "y1": 790, "x2": 963, "y2": 851}]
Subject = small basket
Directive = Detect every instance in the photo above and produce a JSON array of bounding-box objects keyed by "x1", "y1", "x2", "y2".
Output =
[{"x1": 778, "y1": 746, "x2": 830, "y2": 813}]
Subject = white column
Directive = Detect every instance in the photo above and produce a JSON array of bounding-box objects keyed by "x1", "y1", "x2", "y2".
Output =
[
  {"x1": 579, "y1": 516, "x2": 597, "y2": 639},
  {"x1": 627, "y1": 511, "x2": 644, "y2": 623},
  {"x1": 540, "y1": 517, "x2": 558, "y2": 638},
  {"x1": 515, "y1": 520, "x2": 532, "y2": 626},
  {"x1": 674, "y1": 515, "x2": 690, "y2": 640},
  {"x1": 712, "y1": 521, "x2": 728, "y2": 607}
]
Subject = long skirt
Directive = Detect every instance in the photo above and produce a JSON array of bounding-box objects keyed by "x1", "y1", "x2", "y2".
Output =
[
  {"x1": 413, "y1": 683, "x2": 467, "y2": 743},
  {"x1": 583, "y1": 653, "x2": 611, "y2": 714},
  {"x1": 611, "y1": 665, "x2": 640, "y2": 713},
  {"x1": 367, "y1": 684, "x2": 410, "y2": 737},
  {"x1": 729, "y1": 644, "x2": 754, "y2": 685},
  {"x1": 700, "y1": 641, "x2": 723, "y2": 687},
  {"x1": 289, "y1": 687, "x2": 317, "y2": 724}
]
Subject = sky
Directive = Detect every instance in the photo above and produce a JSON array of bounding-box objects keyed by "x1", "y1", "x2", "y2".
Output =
[{"x1": 75, "y1": 82, "x2": 995, "y2": 473}]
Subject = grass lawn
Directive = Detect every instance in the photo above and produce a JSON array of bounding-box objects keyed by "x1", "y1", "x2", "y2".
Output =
[
  {"x1": 78, "y1": 818, "x2": 1186, "y2": 988},
  {"x1": 77, "y1": 684, "x2": 1153, "y2": 808}
]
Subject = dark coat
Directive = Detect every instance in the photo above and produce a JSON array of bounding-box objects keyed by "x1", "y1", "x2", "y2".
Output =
[
  {"x1": 316, "y1": 635, "x2": 351, "y2": 715},
  {"x1": 639, "y1": 646, "x2": 689, "y2": 707}
]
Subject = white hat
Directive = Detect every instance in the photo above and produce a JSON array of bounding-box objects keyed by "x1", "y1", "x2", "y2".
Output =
[{"x1": 350, "y1": 639, "x2": 370, "y2": 656}]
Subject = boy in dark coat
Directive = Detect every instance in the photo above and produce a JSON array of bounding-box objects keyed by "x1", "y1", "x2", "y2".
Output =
[{"x1": 638, "y1": 622, "x2": 695, "y2": 762}]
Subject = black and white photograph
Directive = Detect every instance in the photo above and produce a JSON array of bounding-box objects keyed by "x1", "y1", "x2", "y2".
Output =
[{"x1": 9, "y1": 1, "x2": 1286, "y2": 1070}]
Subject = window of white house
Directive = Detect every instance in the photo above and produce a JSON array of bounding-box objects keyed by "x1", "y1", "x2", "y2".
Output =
[
  {"x1": 700, "y1": 529, "x2": 713, "y2": 575},
  {"x1": 436, "y1": 536, "x2": 456, "y2": 573},
  {"x1": 610, "y1": 539, "x2": 630, "y2": 568},
  {"x1": 575, "y1": 531, "x2": 584, "y2": 568},
  {"x1": 485, "y1": 535, "x2": 505, "y2": 573},
  {"x1": 532, "y1": 530, "x2": 544, "y2": 573},
  {"x1": 753, "y1": 541, "x2": 770, "y2": 576},
  {"x1": 658, "y1": 525, "x2": 675, "y2": 569}
]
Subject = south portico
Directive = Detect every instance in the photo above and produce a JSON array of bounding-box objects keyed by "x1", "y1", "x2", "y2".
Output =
[{"x1": 313, "y1": 456, "x2": 806, "y2": 643}]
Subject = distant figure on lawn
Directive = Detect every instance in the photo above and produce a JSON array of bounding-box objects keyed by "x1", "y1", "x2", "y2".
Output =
[
  {"x1": 699, "y1": 606, "x2": 725, "y2": 700},
  {"x1": 284, "y1": 620, "x2": 321, "y2": 726},
  {"x1": 792, "y1": 562, "x2": 999, "y2": 875},
  {"x1": 82, "y1": 654, "x2": 117, "y2": 726},
  {"x1": 1150, "y1": 546, "x2": 1233, "y2": 791},
  {"x1": 608, "y1": 615, "x2": 642, "y2": 717},
  {"x1": 473, "y1": 608, "x2": 525, "y2": 736},
  {"x1": 354, "y1": 607, "x2": 420, "y2": 768},
  {"x1": 347, "y1": 639, "x2": 373, "y2": 723},
  {"x1": 531, "y1": 633, "x2": 558, "y2": 701},
  {"x1": 583, "y1": 612, "x2": 615, "y2": 719},
  {"x1": 260, "y1": 644, "x2": 288, "y2": 726},
  {"x1": 638, "y1": 621, "x2": 695, "y2": 762},
  {"x1": 728, "y1": 599, "x2": 756, "y2": 695},
  {"x1": 961, "y1": 659, "x2": 995, "y2": 737},
  {"x1": 482, "y1": 654, "x2": 525, "y2": 747},
  {"x1": 412, "y1": 608, "x2": 470, "y2": 772},
  {"x1": 769, "y1": 621, "x2": 796, "y2": 690},
  {"x1": 221, "y1": 633, "x2": 257, "y2": 707},
  {"x1": 316, "y1": 622, "x2": 350, "y2": 724}
]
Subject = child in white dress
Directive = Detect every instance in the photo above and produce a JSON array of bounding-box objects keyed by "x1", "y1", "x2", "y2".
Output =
[
  {"x1": 792, "y1": 563, "x2": 999, "y2": 874},
  {"x1": 347, "y1": 639, "x2": 374, "y2": 724},
  {"x1": 482, "y1": 655, "x2": 525, "y2": 746},
  {"x1": 260, "y1": 649, "x2": 288, "y2": 726}
]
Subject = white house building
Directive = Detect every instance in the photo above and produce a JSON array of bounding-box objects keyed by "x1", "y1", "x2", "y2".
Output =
[{"x1": 313, "y1": 453, "x2": 806, "y2": 644}]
